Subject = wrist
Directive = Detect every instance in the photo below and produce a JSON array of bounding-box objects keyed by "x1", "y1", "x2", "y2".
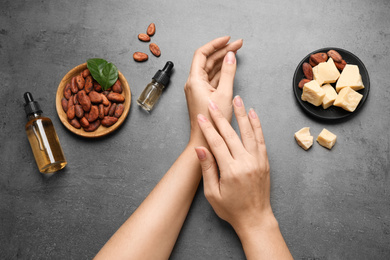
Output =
[
  {"x1": 233, "y1": 211, "x2": 279, "y2": 240},
  {"x1": 188, "y1": 126, "x2": 208, "y2": 148}
]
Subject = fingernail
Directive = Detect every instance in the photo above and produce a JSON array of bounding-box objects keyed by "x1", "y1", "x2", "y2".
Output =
[
  {"x1": 208, "y1": 99, "x2": 219, "y2": 111},
  {"x1": 197, "y1": 114, "x2": 208, "y2": 123},
  {"x1": 195, "y1": 147, "x2": 206, "y2": 160},
  {"x1": 249, "y1": 108, "x2": 257, "y2": 119},
  {"x1": 234, "y1": 95, "x2": 243, "y2": 107},
  {"x1": 225, "y1": 51, "x2": 236, "y2": 64}
]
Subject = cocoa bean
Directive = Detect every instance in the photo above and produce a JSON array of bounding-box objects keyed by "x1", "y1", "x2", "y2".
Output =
[
  {"x1": 147, "y1": 23, "x2": 155, "y2": 36},
  {"x1": 107, "y1": 93, "x2": 125, "y2": 103},
  {"x1": 114, "y1": 104, "x2": 124, "y2": 118},
  {"x1": 61, "y1": 97, "x2": 68, "y2": 112},
  {"x1": 89, "y1": 90, "x2": 103, "y2": 103},
  {"x1": 138, "y1": 33, "x2": 150, "y2": 42},
  {"x1": 149, "y1": 43, "x2": 161, "y2": 57},
  {"x1": 133, "y1": 52, "x2": 148, "y2": 62},
  {"x1": 69, "y1": 118, "x2": 81, "y2": 129},
  {"x1": 101, "y1": 116, "x2": 118, "y2": 127},
  {"x1": 87, "y1": 105, "x2": 99, "y2": 122},
  {"x1": 76, "y1": 75, "x2": 85, "y2": 90},
  {"x1": 84, "y1": 75, "x2": 94, "y2": 93},
  {"x1": 75, "y1": 104, "x2": 84, "y2": 118},
  {"x1": 84, "y1": 120, "x2": 100, "y2": 132}
]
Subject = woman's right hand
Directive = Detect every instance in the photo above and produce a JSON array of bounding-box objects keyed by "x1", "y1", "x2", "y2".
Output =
[
  {"x1": 195, "y1": 96, "x2": 273, "y2": 231},
  {"x1": 195, "y1": 96, "x2": 293, "y2": 259}
]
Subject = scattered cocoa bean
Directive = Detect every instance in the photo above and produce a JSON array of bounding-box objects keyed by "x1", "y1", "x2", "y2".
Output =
[
  {"x1": 147, "y1": 23, "x2": 155, "y2": 36},
  {"x1": 138, "y1": 33, "x2": 150, "y2": 42},
  {"x1": 133, "y1": 52, "x2": 148, "y2": 62},
  {"x1": 149, "y1": 43, "x2": 161, "y2": 57}
]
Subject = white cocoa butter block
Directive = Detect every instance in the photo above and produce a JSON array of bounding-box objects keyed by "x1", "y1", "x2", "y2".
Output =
[
  {"x1": 321, "y1": 84, "x2": 338, "y2": 109},
  {"x1": 301, "y1": 80, "x2": 326, "y2": 106},
  {"x1": 316, "y1": 128, "x2": 337, "y2": 149},
  {"x1": 294, "y1": 127, "x2": 313, "y2": 150},
  {"x1": 333, "y1": 86, "x2": 363, "y2": 112},
  {"x1": 335, "y1": 64, "x2": 364, "y2": 93},
  {"x1": 313, "y1": 58, "x2": 341, "y2": 86}
]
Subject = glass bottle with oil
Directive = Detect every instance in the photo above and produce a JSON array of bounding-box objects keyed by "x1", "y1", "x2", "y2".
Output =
[
  {"x1": 137, "y1": 61, "x2": 174, "y2": 111},
  {"x1": 24, "y1": 92, "x2": 67, "y2": 173}
]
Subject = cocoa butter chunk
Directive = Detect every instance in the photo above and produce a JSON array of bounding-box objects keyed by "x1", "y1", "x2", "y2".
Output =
[
  {"x1": 294, "y1": 127, "x2": 313, "y2": 150},
  {"x1": 316, "y1": 128, "x2": 337, "y2": 149},
  {"x1": 312, "y1": 58, "x2": 340, "y2": 86},
  {"x1": 301, "y1": 80, "x2": 325, "y2": 106}
]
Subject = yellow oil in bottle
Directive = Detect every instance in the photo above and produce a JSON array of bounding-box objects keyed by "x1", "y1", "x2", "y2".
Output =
[
  {"x1": 137, "y1": 61, "x2": 174, "y2": 112},
  {"x1": 26, "y1": 116, "x2": 67, "y2": 173},
  {"x1": 24, "y1": 92, "x2": 67, "y2": 174}
]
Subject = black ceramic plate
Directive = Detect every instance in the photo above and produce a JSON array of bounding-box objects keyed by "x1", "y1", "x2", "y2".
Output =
[{"x1": 293, "y1": 48, "x2": 370, "y2": 120}]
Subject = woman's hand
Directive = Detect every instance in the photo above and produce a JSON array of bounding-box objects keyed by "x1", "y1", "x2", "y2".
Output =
[
  {"x1": 184, "y1": 36, "x2": 243, "y2": 143},
  {"x1": 195, "y1": 97, "x2": 293, "y2": 259},
  {"x1": 194, "y1": 96, "x2": 273, "y2": 231}
]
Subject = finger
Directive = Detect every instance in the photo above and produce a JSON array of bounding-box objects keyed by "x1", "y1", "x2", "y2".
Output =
[
  {"x1": 190, "y1": 36, "x2": 231, "y2": 76},
  {"x1": 216, "y1": 51, "x2": 237, "y2": 100},
  {"x1": 208, "y1": 100, "x2": 247, "y2": 159},
  {"x1": 209, "y1": 70, "x2": 221, "y2": 88},
  {"x1": 194, "y1": 147, "x2": 221, "y2": 201},
  {"x1": 197, "y1": 113, "x2": 232, "y2": 166},
  {"x1": 248, "y1": 108, "x2": 267, "y2": 155},
  {"x1": 232, "y1": 96, "x2": 257, "y2": 154},
  {"x1": 205, "y1": 39, "x2": 243, "y2": 78}
]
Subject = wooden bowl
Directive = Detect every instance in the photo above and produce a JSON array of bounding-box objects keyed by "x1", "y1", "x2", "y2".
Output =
[{"x1": 56, "y1": 63, "x2": 131, "y2": 138}]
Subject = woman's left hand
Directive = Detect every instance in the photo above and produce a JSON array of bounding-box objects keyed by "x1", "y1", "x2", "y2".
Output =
[{"x1": 184, "y1": 36, "x2": 243, "y2": 143}]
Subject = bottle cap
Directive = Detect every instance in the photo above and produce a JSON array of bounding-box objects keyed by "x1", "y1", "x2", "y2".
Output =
[
  {"x1": 152, "y1": 61, "x2": 174, "y2": 87},
  {"x1": 24, "y1": 92, "x2": 42, "y2": 117}
]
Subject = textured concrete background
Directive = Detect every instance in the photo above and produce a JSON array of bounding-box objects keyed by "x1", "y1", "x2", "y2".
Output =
[{"x1": 1, "y1": 0, "x2": 389, "y2": 259}]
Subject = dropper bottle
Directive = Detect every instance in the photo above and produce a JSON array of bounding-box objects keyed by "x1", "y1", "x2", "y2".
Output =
[
  {"x1": 24, "y1": 92, "x2": 67, "y2": 173},
  {"x1": 137, "y1": 61, "x2": 174, "y2": 111}
]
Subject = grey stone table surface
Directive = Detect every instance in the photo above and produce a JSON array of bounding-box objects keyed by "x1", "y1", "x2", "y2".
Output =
[{"x1": 1, "y1": 0, "x2": 389, "y2": 259}]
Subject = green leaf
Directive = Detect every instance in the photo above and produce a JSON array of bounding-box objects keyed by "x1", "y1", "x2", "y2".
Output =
[
  {"x1": 87, "y1": 58, "x2": 118, "y2": 90},
  {"x1": 100, "y1": 63, "x2": 119, "y2": 90}
]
